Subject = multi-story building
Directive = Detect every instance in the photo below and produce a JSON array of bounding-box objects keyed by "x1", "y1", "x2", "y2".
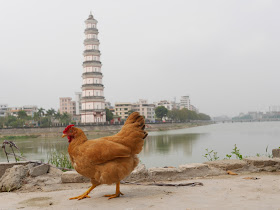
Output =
[
  {"x1": 59, "y1": 97, "x2": 76, "y2": 116},
  {"x1": 154, "y1": 100, "x2": 176, "y2": 110},
  {"x1": 75, "y1": 92, "x2": 82, "y2": 115},
  {"x1": 0, "y1": 104, "x2": 8, "y2": 117},
  {"x1": 6, "y1": 105, "x2": 38, "y2": 117},
  {"x1": 132, "y1": 99, "x2": 155, "y2": 122},
  {"x1": 180, "y1": 96, "x2": 191, "y2": 110},
  {"x1": 22, "y1": 105, "x2": 38, "y2": 117},
  {"x1": 115, "y1": 103, "x2": 132, "y2": 120},
  {"x1": 81, "y1": 13, "x2": 106, "y2": 123}
]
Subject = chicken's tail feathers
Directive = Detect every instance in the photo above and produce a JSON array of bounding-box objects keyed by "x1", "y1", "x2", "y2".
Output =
[{"x1": 116, "y1": 112, "x2": 148, "y2": 154}]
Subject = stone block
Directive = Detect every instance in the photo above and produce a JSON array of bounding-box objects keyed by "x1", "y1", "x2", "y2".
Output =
[
  {"x1": 61, "y1": 171, "x2": 90, "y2": 183},
  {"x1": 244, "y1": 157, "x2": 280, "y2": 167},
  {"x1": 272, "y1": 149, "x2": 280, "y2": 158},
  {"x1": 0, "y1": 165, "x2": 28, "y2": 192},
  {"x1": 29, "y1": 164, "x2": 50, "y2": 177},
  {"x1": 0, "y1": 161, "x2": 30, "y2": 179},
  {"x1": 204, "y1": 159, "x2": 247, "y2": 170},
  {"x1": 148, "y1": 167, "x2": 181, "y2": 181}
]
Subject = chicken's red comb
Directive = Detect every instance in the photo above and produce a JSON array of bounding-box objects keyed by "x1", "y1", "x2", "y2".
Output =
[{"x1": 63, "y1": 124, "x2": 75, "y2": 134}]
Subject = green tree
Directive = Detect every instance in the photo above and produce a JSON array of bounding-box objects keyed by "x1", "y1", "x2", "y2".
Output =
[
  {"x1": 198, "y1": 113, "x2": 211, "y2": 120},
  {"x1": 155, "y1": 106, "x2": 168, "y2": 120},
  {"x1": 46, "y1": 108, "x2": 57, "y2": 126},
  {"x1": 35, "y1": 108, "x2": 45, "y2": 126},
  {"x1": 60, "y1": 112, "x2": 72, "y2": 124},
  {"x1": 105, "y1": 108, "x2": 113, "y2": 122},
  {"x1": 17, "y1": 111, "x2": 28, "y2": 120}
]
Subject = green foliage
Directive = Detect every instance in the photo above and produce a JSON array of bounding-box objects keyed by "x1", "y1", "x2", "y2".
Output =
[
  {"x1": 203, "y1": 148, "x2": 219, "y2": 161},
  {"x1": 105, "y1": 108, "x2": 113, "y2": 121},
  {"x1": 167, "y1": 108, "x2": 211, "y2": 122},
  {"x1": 17, "y1": 111, "x2": 28, "y2": 120},
  {"x1": 48, "y1": 150, "x2": 73, "y2": 170},
  {"x1": 231, "y1": 144, "x2": 243, "y2": 160},
  {"x1": 59, "y1": 112, "x2": 72, "y2": 125},
  {"x1": 256, "y1": 145, "x2": 272, "y2": 158},
  {"x1": 0, "y1": 135, "x2": 39, "y2": 140},
  {"x1": 204, "y1": 145, "x2": 274, "y2": 161},
  {"x1": 225, "y1": 154, "x2": 232, "y2": 159},
  {"x1": 155, "y1": 106, "x2": 168, "y2": 120}
]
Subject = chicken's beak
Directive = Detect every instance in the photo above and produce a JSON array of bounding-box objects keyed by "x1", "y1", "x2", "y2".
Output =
[{"x1": 62, "y1": 134, "x2": 67, "y2": 138}]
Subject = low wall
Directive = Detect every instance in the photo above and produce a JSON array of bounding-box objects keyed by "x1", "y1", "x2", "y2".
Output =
[{"x1": 0, "y1": 122, "x2": 211, "y2": 137}]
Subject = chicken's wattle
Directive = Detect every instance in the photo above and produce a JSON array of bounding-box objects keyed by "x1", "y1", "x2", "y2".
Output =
[{"x1": 68, "y1": 136, "x2": 73, "y2": 143}]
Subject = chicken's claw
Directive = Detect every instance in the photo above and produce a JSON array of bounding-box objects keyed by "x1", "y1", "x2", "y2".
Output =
[
  {"x1": 69, "y1": 194, "x2": 91, "y2": 200},
  {"x1": 69, "y1": 185, "x2": 96, "y2": 200},
  {"x1": 104, "y1": 192, "x2": 124, "y2": 199},
  {"x1": 104, "y1": 181, "x2": 123, "y2": 199}
]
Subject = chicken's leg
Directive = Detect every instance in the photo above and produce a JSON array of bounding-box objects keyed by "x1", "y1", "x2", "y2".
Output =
[
  {"x1": 104, "y1": 181, "x2": 124, "y2": 199},
  {"x1": 69, "y1": 184, "x2": 97, "y2": 200}
]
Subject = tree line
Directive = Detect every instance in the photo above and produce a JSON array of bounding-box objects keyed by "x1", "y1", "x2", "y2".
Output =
[
  {"x1": 155, "y1": 106, "x2": 211, "y2": 122},
  {"x1": 0, "y1": 108, "x2": 72, "y2": 128}
]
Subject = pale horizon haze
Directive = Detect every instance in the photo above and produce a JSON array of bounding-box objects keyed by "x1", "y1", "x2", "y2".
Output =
[{"x1": 0, "y1": 0, "x2": 280, "y2": 117}]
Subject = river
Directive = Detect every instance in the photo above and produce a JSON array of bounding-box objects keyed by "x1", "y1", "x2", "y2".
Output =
[{"x1": 1, "y1": 121, "x2": 280, "y2": 168}]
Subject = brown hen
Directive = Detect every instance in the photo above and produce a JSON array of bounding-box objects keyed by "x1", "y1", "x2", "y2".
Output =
[{"x1": 62, "y1": 112, "x2": 148, "y2": 200}]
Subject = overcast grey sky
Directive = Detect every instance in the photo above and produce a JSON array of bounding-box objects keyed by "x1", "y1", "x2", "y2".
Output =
[{"x1": 0, "y1": 0, "x2": 279, "y2": 117}]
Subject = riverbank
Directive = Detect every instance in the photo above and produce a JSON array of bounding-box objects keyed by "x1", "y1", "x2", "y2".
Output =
[{"x1": 0, "y1": 122, "x2": 212, "y2": 137}]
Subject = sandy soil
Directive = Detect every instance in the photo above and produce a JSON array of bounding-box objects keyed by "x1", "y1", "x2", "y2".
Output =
[{"x1": 1, "y1": 172, "x2": 280, "y2": 210}]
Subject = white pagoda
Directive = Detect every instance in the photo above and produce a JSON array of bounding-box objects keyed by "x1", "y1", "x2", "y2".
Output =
[{"x1": 81, "y1": 13, "x2": 106, "y2": 123}]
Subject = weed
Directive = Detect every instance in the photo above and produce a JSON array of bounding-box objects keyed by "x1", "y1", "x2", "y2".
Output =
[
  {"x1": 231, "y1": 144, "x2": 243, "y2": 160},
  {"x1": 203, "y1": 148, "x2": 219, "y2": 161},
  {"x1": 225, "y1": 154, "x2": 232, "y2": 159},
  {"x1": 48, "y1": 150, "x2": 73, "y2": 170},
  {"x1": 265, "y1": 145, "x2": 273, "y2": 158}
]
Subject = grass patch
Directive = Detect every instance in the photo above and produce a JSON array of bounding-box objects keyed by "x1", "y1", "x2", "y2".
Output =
[
  {"x1": 48, "y1": 150, "x2": 73, "y2": 170},
  {"x1": 0, "y1": 135, "x2": 40, "y2": 140}
]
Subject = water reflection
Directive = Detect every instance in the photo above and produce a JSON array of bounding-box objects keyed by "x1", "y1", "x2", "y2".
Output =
[
  {"x1": 143, "y1": 133, "x2": 203, "y2": 155},
  {"x1": 139, "y1": 133, "x2": 208, "y2": 168}
]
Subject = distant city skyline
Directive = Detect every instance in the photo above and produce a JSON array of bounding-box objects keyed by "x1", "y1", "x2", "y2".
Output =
[{"x1": 1, "y1": 1, "x2": 280, "y2": 117}]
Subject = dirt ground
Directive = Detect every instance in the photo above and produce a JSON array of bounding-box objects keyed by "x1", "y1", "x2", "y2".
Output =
[{"x1": 1, "y1": 172, "x2": 280, "y2": 210}]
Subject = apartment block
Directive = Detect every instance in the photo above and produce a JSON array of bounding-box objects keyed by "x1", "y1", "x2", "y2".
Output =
[
  {"x1": 180, "y1": 96, "x2": 191, "y2": 110},
  {"x1": 0, "y1": 104, "x2": 8, "y2": 117},
  {"x1": 154, "y1": 100, "x2": 176, "y2": 110},
  {"x1": 114, "y1": 102, "x2": 132, "y2": 119},
  {"x1": 6, "y1": 105, "x2": 38, "y2": 117},
  {"x1": 59, "y1": 97, "x2": 76, "y2": 116},
  {"x1": 132, "y1": 99, "x2": 155, "y2": 122}
]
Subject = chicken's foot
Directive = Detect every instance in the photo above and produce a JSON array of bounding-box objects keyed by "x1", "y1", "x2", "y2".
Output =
[
  {"x1": 104, "y1": 182, "x2": 124, "y2": 199},
  {"x1": 69, "y1": 184, "x2": 97, "y2": 200}
]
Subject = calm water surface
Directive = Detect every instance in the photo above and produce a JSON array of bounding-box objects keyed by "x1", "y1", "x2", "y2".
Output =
[{"x1": 1, "y1": 121, "x2": 280, "y2": 168}]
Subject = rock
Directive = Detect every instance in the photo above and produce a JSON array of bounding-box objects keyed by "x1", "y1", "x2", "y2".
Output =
[
  {"x1": 244, "y1": 157, "x2": 280, "y2": 167},
  {"x1": 29, "y1": 164, "x2": 50, "y2": 177},
  {"x1": 61, "y1": 171, "x2": 90, "y2": 183},
  {"x1": 48, "y1": 166, "x2": 63, "y2": 176},
  {"x1": 272, "y1": 149, "x2": 280, "y2": 158},
  {"x1": 0, "y1": 165, "x2": 28, "y2": 192},
  {"x1": 148, "y1": 167, "x2": 181, "y2": 181},
  {"x1": 0, "y1": 161, "x2": 30, "y2": 179},
  {"x1": 204, "y1": 159, "x2": 247, "y2": 170},
  {"x1": 124, "y1": 164, "x2": 148, "y2": 182},
  {"x1": 179, "y1": 163, "x2": 225, "y2": 177}
]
